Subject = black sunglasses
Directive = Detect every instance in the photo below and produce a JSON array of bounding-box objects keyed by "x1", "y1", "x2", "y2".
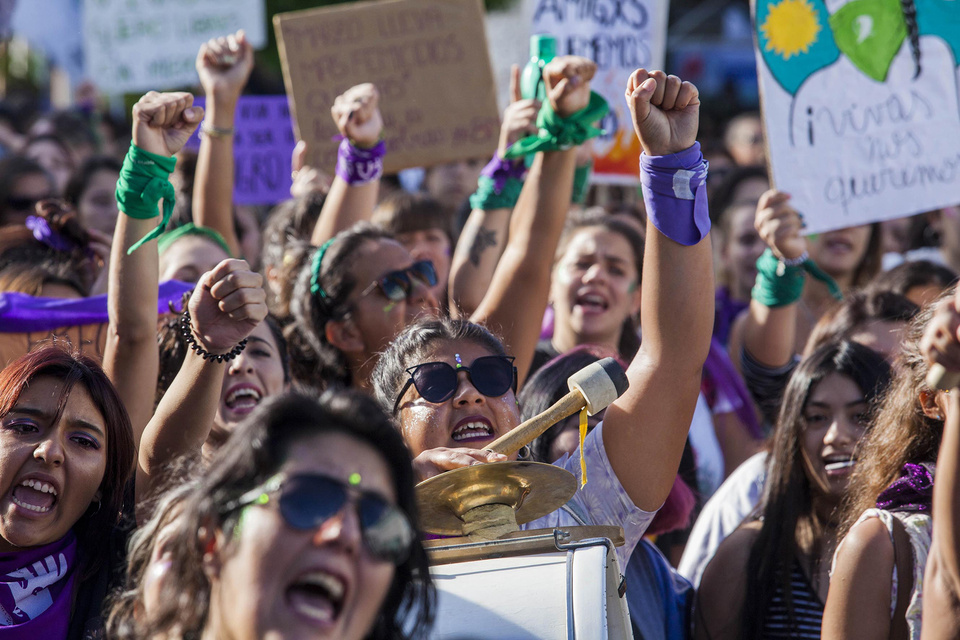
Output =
[
  {"x1": 360, "y1": 260, "x2": 437, "y2": 303},
  {"x1": 227, "y1": 473, "x2": 415, "y2": 565},
  {"x1": 393, "y1": 355, "x2": 518, "y2": 413}
]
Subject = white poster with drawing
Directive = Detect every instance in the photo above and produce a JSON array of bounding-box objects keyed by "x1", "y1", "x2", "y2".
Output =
[
  {"x1": 82, "y1": 0, "x2": 267, "y2": 93},
  {"x1": 754, "y1": 0, "x2": 960, "y2": 234}
]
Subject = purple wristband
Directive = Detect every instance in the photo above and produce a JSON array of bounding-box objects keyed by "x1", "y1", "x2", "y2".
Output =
[
  {"x1": 480, "y1": 153, "x2": 527, "y2": 194},
  {"x1": 639, "y1": 142, "x2": 710, "y2": 246},
  {"x1": 335, "y1": 138, "x2": 385, "y2": 185}
]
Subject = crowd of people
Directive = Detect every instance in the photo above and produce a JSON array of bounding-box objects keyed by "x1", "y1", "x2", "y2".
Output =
[{"x1": 0, "y1": 26, "x2": 958, "y2": 639}]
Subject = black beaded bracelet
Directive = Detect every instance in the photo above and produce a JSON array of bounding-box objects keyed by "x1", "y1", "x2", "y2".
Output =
[{"x1": 179, "y1": 307, "x2": 248, "y2": 363}]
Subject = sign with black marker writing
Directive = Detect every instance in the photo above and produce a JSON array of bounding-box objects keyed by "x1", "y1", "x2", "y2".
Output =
[{"x1": 754, "y1": 0, "x2": 960, "y2": 234}]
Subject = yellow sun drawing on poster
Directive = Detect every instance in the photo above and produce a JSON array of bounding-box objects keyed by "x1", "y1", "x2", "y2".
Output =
[{"x1": 761, "y1": 0, "x2": 822, "y2": 60}]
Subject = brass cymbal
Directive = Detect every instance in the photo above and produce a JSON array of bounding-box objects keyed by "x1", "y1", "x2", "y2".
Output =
[{"x1": 416, "y1": 461, "x2": 578, "y2": 535}]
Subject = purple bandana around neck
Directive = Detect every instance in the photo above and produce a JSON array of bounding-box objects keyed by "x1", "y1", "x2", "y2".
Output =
[
  {"x1": 876, "y1": 462, "x2": 935, "y2": 513},
  {"x1": 0, "y1": 531, "x2": 78, "y2": 638}
]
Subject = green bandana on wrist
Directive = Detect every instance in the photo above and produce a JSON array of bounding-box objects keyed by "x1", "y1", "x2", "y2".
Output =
[
  {"x1": 752, "y1": 248, "x2": 844, "y2": 307},
  {"x1": 115, "y1": 143, "x2": 177, "y2": 254},
  {"x1": 572, "y1": 160, "x2": 593, "y2": 204},
  {"x1": 469, "y1": 175, "x2": 524, "y2": 211},
  {"x1": 503, "y1": 92, "x2": 609, "y2": 159}
]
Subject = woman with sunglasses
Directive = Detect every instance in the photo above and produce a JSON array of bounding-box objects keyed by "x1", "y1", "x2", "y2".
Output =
[
  {"x1": 288, "y1": 56, "x2": 599, "y2": 392},
  {"x1": 373, "y1": 69, "x2": 714, "y2": 571},
  {"x1": 132, "y1": 390, "x2": 433, "y2": 640}
]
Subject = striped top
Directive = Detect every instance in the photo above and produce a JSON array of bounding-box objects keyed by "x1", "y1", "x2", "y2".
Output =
[{"x1": 761, "y1": 560, "x2": 824, "y2": 639}]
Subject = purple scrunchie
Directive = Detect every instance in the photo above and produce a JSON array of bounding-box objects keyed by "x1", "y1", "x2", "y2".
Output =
[
  {"x1": 25, "y1": 215, "x2": 77, "y2": 252},
  {"x1": 639, "y1": 142, "x2": 710, "y2": 246},
  {"x1": 335, "y1": 138, "x2": 385, "y2": 185},
  {"x1": 876, "y1": 462, "x2": 935, "y2": 513},
  {"x1": 480, "y1": 154, "x2": 527, "y2": 194}
]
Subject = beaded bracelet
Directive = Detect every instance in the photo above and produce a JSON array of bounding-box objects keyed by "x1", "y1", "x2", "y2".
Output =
[{"x1": 179, "y1": 307, "x2": 248, "y2": 363}]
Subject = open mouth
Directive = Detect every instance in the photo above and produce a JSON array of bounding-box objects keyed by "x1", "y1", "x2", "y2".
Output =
[
  {"x1": 452, "y1": 419, "x2": 494, "y2": 443},
  {"x1": 824, "y1": 237, "x2": 853, "y2": 254},
  {"x1": 575, "y1": 292, "x2": 609, "y2": 314},
  {"x1": 12, "y1": 479, "x2": 58, "y2": 514},
  {"x1": 286, "y1": 570, "x2": 346, "y2": 626},
  {"x1": 224, "y1": 385, "x2": 263, "y2": 414},
  {"x1": 824, "y1": 455, "x2": 856, "y2": 474}
]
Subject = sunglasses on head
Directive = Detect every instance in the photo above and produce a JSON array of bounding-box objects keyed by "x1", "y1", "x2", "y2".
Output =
[
  {"x1": 360, "y1": 260, "x2": 437, "y2": 303},
  {"x1": 227, "y1": 472, "x2": 415, "y2": 565},
  {"x1": 393, "y1": 354, "x2": 518, "y2": 413}
]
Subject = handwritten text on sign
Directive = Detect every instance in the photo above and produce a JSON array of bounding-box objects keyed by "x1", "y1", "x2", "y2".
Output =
[
  {"x1": 274, "y1": 0, "x2": 500, "y2": 174},
  {"x1": 531, "y1": 0, "x2": 668, "y2": 185},
  {"x1": 82, "y1": 0, "x2": 267, "y2": 94},
  {"x1": 185, "y1": 96, "x2": 296, "y2": 206},
  {"x1": 755, "y1": 0, "x2": 960, "y2": 234}
]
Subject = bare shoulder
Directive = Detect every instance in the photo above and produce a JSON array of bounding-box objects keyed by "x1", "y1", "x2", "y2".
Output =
[
  {"x1": 694, "y1": 521, "x2": 761, "y2": 640},
  {"x1": 835, "y1": 515, "x2": 894, "y2": 572}
]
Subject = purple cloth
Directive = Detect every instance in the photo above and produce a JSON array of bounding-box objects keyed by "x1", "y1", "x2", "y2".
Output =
[
  {"x1": 0, "y1": 532, "x2": 77, "y2": 638},
  {"x1": 640, "y1": 142, "x2": 710, "y2": 246},
  {"x1": 0, "y1": 280, "x2": 193, "y2": 333},
  {"x1": 335, "y1": 138, "x2": 385, "y2": 185},
  {"x1": 714, "y1": 287, "x2": 748, "y2": 347},
  {"x1": 24, "y1": 216, "x2": 77, "y2": 253},
  {"x1": 702, "y1": 337, "x2": 764, "y2": 440},
  {"x1": 876, "y1": 463, "x2": 935, "y2": 513},
  {"x1": 479, "y1": 153, "x2": 527, "y2": 194}
]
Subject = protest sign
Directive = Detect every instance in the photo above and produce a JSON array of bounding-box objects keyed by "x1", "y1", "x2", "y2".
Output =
[
  {"x1": 529, "y1": 0, "x2": 669, "y2": 185},
  {"x1": 754, "y1": 0, "x2": 960, "y2": 234},
  {"x1": 274, "y1": 0, "x2": 501, "y2": 174},
  {"x1": 184, "y1": 96, "x2": 296, "y2": 205},
  {"x1": 82, "y1": 0, "x2": 267, "y2": 94}
]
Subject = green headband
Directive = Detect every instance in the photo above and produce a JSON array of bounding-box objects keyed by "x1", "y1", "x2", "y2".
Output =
[
  {"x1": 310, "y1": 237, "x2": 337, "y2": 298},
  {"x1": 157, "y1": 222, "x2": 232, "y2": 257}
]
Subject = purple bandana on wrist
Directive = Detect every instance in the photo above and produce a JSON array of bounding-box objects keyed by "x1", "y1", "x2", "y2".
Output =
[
  {"x1": 639, "y1": 142, "x2": 711, "y2": 246},
  {"x1": 876, "y1": 462, "x2": 935, "y2": 513},
  {"x1": 335, "y1": 138, "x2": 385, "y2": 185},
  {"x1": 25, "y1": 216, "x2": 77, "y2": 253},
  {"x1": 480, "y1": 154, "x2": 527, "y2": 194}
]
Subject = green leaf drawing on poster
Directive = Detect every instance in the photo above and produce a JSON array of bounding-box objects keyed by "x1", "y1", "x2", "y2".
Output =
[{"x1": 829, "y1": 0, "x2": 907, "y2": 81}]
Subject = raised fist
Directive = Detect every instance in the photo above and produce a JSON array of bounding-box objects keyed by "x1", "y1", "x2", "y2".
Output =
[
  {"x1": 196, "y1": 30, "x2": 255, "y2": 104},
  {"x1": 188, "y1": 259, "x2": 268, "y2": 355},
  {"x1": 755, "y1": 190, "x2": 806, "y2": 262},
  {"x1": 331, "y1": 83, "x2": 383, "y2": 148},
  {"x1": 131, "y1": 92, "x2": 204, "y2": 157},
  {"x1": 543, "y1": 56, "x2": 596, "y2": 118},
  {"x1": 625, "y1": 69, "x2": 699, "y2": 157}
]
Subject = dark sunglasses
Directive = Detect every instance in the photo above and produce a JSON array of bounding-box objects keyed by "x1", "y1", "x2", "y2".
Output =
[
  {"x1": 393, "y1": 355, "x2": 517, "y2": 413},
  {"x1": 360, "y1": 260, "x2": 437, "y2": 303},
  {"x1": 6, "y1": 196, "x2": 47, "y2": 212},
  {"x1": 227, "y1": 473, "x2": 415, "y2": 565}
]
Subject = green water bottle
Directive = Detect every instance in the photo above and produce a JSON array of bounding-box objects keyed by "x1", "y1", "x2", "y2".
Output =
[{"x1": 520, "y1": 35, "x2": 556, "y2": 102}]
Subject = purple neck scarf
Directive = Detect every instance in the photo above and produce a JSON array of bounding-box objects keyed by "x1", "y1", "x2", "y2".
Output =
[
  {"x1": 876, "y1": 463, "x2": 935, "y2": 513},
  {"x1": 0, "y1": 531, "x2": 78, "y2": 639}
]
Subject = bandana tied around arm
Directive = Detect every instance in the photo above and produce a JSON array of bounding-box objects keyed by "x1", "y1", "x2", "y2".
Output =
[
  {"x1": 502, "y1": 92, "x2": 609, "y2": 159},
  {"x1": 115, "y1": 144, "x2": 177, "y2": 255},
  {"x1": 639, "y1": 143, "x2": 710, "y2": 246},
  {"x1": 469, "y1": 155, "x2": 527, "y2": 211},
  {"x1": 752, "y1": 248, "x2": 843, "y2": 308}
]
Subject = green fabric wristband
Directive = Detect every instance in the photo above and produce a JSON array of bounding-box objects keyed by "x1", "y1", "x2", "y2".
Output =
[
  {"x1": 469, "y1": 175, "x2": 524, "y2": 211},
  {"x1": 503, "y1": 92, "x2": 609, "y2": 159},
  {"x1": 157, "y1": 222, "x2": 232, "y2": 258},
  {"x1": 572, "y1": 161, "x2": 592, "y2": 204},
  {"x1": 752, "y1": 249, "x2": 805, "y2": 308},
  {"x1": 115, "y1": 143, "x2": 177, "y2": 254}
]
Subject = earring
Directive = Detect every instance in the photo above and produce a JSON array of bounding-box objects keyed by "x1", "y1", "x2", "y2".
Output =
[
  {"x1": 518, "y1": 444, "x2": 531, "y2": 460},
  {"x1": 89, "y1": 501, "x2": 101, "y2": 516}
]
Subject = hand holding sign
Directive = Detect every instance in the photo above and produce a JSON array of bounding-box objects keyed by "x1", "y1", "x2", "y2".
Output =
[
  {"x1": 331, "y1": 83, "x2": 383, "y2": 149},
  {"x1": 132, "y1": 92, "x2": 204, "y2": 158},
  {"x1": 625, "y1": 69, "x2": 699, "y2": 157},
  {"x1": 188, "y1": 259, "x2": 267, "y2": 354},
  {"x1": 196, "y1": 29, "x2": 255, "y2": 104},
  {"x1": 544, "y1": 56, "x2": 596, "y2": 118},
  {"x1": 755, "y1": 190, "x2": 806, "y2": 262}
]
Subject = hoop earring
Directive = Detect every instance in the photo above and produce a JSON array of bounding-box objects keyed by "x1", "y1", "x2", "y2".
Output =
[
  {"x1": 89, "y1": 501, "x2": 101, "y2": 516},
  {"x1": 518, "y1": 444, "x2": 531, "y2": 460}
]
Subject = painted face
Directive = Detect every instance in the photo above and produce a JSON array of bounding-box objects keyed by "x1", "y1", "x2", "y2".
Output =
[
  {"x1": 0, "y1": 376, "x2": 107, "y2": 552},
  {"x1": 550, "y1": 227, "x2": 641, "y2": 347},
  {"x1": 215, "y1": 321, "x2": 287, "y2": 433},
  {"x1": 209, "y1": 431, "x2": 396, "y2": 640},
  {"x1": 77, "y1": 168, "x2": 120, "y2": 237},
  {"x1": 158, "y1": 235, "x2": 231, "y2": 284},
  {"x1": 24, "y1": 140, "x2": 73, "y2": 195},
  {"x1": 807, "y1": 224, "x2": 872, "y2": 281},
  {"x1": 343, "y1": 239, "x2": 440, "y2": 359},
  {"x1": 721, "y1": 204, "x2": 766, "y2": 300},
  {"x1": 395, "y1": 228, "x2": 451, "y2": 303},
  {"x1": 1, "y1": 173, "x2": 54, "y2": 227},
  {"x1": 800, "y1": 373, "x2": 870, "y2": 497},
  {"x1": 396, "y1": 340, "x2": 521, "y2": 456}
]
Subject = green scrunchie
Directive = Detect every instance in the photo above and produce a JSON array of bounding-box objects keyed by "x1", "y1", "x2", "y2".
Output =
[
  {"x1": 503, "y1": 91, "x2": 609, "y2": 159},
  {"x1": 469, "y1": 175, "x2": 524, "y2": 211},
  {"x1": 572, "y1": 161, "x2": 592, "y2": 204},
  {"x1": 752, "y1": 249, "x2": 844, "y2": 307},
  {"x1": 157, "y1": 222, "x2": 232, "y2": 257},
  {"x1": 115, "y1": 143, "x2": 177, "y2": 255}
]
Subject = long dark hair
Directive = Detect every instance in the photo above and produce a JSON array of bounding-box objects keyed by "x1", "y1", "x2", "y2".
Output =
[
  {"x1": 0, "y1": 346, "x2": 135, "y2": 579},
  {"x1": 742, "y1": 340, "x2": 891, "y2": 638},
  {"x1": 145, "y1": 391, "x2": 434, "y2": 639}
]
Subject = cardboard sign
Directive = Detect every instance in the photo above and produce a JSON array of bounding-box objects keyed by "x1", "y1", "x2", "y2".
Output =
[
  {"x1": 274, "y1": 0, "x2": 501, "y2": 174},
  {"x1": 530, "y1": 0, "x2": 669, "y2": 185},
  {"x1": 185, "y1": 96, "x2": 296, "y2": 205},
  {"x1": 754, "y1": 0, "x2": 960, "y2": 234},
  {"x1": 82, "y1": 0, "x2": 267, "y2": 94}
]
